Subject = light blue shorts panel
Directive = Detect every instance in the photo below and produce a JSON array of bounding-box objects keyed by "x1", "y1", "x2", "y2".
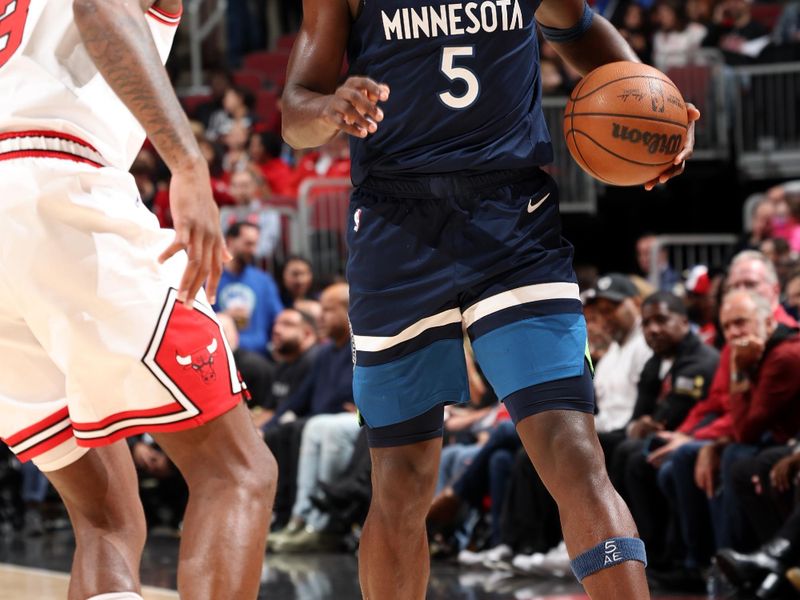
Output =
[
  {"x1": 353, "y1": 338, "x2": 469, "y2": 428},
  {"x1": 471, "y1": 313, "x2": 587, "y2": 400}
]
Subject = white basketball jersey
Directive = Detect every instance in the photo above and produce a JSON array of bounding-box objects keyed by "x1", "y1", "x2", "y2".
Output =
[{"x1": 0, "y1": 0, "x2": 181, "y2": 170}]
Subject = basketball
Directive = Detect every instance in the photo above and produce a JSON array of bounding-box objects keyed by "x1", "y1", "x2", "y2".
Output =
[{"x1": 563, "y1": 61, "x2": 689, "y2": 187}]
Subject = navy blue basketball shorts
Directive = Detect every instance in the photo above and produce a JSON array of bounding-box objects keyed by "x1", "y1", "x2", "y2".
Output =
[{"x1": 346, "y1": 168, "x2": 595, "y2": 448}]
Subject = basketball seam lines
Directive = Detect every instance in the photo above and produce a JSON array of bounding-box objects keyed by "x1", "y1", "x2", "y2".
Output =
[
  {"x1": 570, "y1": 75, "x2": 680, "y2": 102},
  {"x1": 570, "y1": 75, "x2": 608, "y2": 182},
  {"x1": 566, "y1": 129, "x2": 677, "y2": 167},
  {"x1": 561, "y1": 112, "x2": 688, "y2": 130}
]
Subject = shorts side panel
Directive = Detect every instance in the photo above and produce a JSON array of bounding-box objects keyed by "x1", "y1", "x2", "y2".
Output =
[{"x1": 471, "y1": 312, "x2": 588, "y2": 400}]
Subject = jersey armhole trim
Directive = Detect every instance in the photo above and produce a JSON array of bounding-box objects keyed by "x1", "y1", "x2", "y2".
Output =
[{"x1": 147, "y1": 6, "x2": 182, "y2": 26}]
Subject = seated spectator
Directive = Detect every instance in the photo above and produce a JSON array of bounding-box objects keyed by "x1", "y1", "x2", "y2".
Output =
[
  {"x1": 735, "y1": 195, "x2": 774, "y2": 254},
  {"x1": 193, "y1": 70, "x2": 233, "y2": 129},
  {"x1": 263, "y1": 283, "x2": 353, "y2": 525},
  {"x1": 638, "y1": 251, "x2": 795, "y2": 587},
  {"x1": 269, "y1": 409, "x2": 361, "y2": 553},
  {"x1": 214, "y1": 221, "x2": 284, "y2": 357},
  {"x1": 588, "y1": 274, "x2": 653, "y2": 441},
  {"x1": 684, "y1": 265, "x2": 723, "y2": 347},
  {"x1": 248, "y1": 132, "x2": 296, "y2": 197},
  {"x1": 294, "y1": 298, "x2": 323, "y2": 334},
  {"x1": 221, "y1": 122, "x2": 251, "y2": 175},
  {"x1": 610, "y1": 292, "x2": 719, "y2": 565},
  {"x1": 250, "y1": 307, "x2": 321, "y2": 428},
  {"x1": 618, "y1": 2, "x2": 653, "y2": 64},
  {"x1": 129, "y1": 435, "x2": 187, "y2": 530},
  {"x1": 785, "y1": 271, "x2": 800, "y2": 321},
  {"x1": 290, "y1": 133, "x2": 352, "y2": 197},
  {"x1": 219, "y1": 168, "x2": 282, "y2": 259},
  {"x1": 702, "y1": 0, "x2": 770, "y2": 64},
  {"x1": 427, "y1": 420, "x2": 521, "y2": 563},
  {"x1": 651, "y1": 0, "x2": 707, "y2": 71},
  {"x1": 279, "y1": 256, "x2": 316, "y2": 308},
  {"x1": 771, "y1": 1, "x2": 800, "y2": 51},
  {"x1": 206, "y1": 85, "x2": 256, "y2": 142},
  {"x1": 717, "y1": 440, "x2": 800, "y2": 597},
  {"x1": 637, "y1": 234, "x2": 680, "y2": 292}
]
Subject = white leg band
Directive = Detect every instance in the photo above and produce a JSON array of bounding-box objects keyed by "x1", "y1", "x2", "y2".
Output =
[{"x1": 86, "y1": 593, "x2": 144, "y2": 600}]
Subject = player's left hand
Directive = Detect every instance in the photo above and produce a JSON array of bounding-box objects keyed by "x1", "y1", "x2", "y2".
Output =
[{"x1": 644, "y1": 103, "x2": 701, "y2": 191}]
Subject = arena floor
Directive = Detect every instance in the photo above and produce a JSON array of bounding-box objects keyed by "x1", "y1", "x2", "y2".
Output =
[{"x1": 0, "y1": 530, "x2": 710, "y2": 599}]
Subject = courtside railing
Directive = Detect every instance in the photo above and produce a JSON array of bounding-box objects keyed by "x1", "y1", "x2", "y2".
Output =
[
  {"x1": 733, "y1": 61, "x2": 800, "y2": 180},
  {"x1": 296, "y1": 178, "x2": 353, "y2": 279},
  {"x1": 541, "y1": 97, "x2": 598, "y2": 214},
  {"x1": 649, "y1": 234, "x2": 739, "y2": 289}
]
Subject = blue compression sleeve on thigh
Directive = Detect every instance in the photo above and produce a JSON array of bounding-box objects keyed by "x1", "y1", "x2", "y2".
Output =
[{"x1": 570, "y1": 537, "x2": 647, "y2": 582}]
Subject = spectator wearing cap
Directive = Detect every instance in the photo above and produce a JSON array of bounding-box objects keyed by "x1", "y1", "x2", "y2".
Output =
[
  {"x1": 589, "y1": 274, "x2": 653, "y2": 437},
  {"x1": 637, "y1": 234, "x2": 681, "y2": 292},
  {"x1": 608, "y1": 292, "x2": 719, "y2": 566},
  {"x1": 685, "y1": 265, "x2": 723, "y2": 347}
]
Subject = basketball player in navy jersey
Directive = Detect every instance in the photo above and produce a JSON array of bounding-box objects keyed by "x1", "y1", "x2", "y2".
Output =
[{"x1": 283, "y1": 1, "x2": 698, "y2": 598}]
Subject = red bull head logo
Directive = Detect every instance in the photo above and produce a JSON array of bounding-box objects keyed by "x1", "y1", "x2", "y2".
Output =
[{"x1": 175, "y1": 337, "x2": 218, "y2": 383}]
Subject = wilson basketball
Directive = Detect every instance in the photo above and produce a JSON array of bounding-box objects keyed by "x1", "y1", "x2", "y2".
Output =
[{"x1": 563, "y1": 61, "x2": 689, "y2": 187}]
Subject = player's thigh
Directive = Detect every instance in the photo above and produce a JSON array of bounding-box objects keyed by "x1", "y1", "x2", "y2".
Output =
[{"x1": 3, "y1": 161, "x2": 244, "y2": 447}]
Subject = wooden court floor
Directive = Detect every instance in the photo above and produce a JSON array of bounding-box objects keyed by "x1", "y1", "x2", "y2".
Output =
[{"x1": 0, "y1": 564, "x2": 178, "y2": 600}]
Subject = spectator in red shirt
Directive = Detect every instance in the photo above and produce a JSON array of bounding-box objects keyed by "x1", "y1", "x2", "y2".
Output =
[
  {"x1": 248, "y1": 132, "x2": 296, "y2": 198},
  {"x1": 643, "y1": 251, "x2": 797, "y2": 590}
]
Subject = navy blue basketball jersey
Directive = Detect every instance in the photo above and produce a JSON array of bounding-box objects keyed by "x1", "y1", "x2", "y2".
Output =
[{"x1": 347, "y1": 0, "x2": 553, "y2": 185}]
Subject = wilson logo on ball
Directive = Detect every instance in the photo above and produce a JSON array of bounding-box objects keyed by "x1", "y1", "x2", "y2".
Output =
[{"x1": 611, "y1": 123, "x2": 683, "y2": 155}]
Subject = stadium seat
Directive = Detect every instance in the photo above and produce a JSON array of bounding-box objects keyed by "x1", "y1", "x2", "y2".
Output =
[
  {"x1": 233, "y1": 70, "x2": 265, "y2": 94},
  {"x1": 276, "y1": 33, "x2": 297, "y2": 53},
  {"x1": 179, "y1": 94, "x2": 212, "y2": 119},
  {"x1": 750, "y1": 3, "x2": 783, "y2": 31},
  {"x1": 242, "y1": 51, "x2": 291, "y2": 88}
]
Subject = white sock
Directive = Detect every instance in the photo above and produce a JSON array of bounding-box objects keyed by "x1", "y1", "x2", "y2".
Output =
[{"x1": 86, "y1": 593, "x2": 144, "y2": 600}]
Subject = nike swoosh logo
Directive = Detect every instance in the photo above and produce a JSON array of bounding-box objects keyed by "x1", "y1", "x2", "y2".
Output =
[{"x1": 527, "y1": 192, "x2": 550, "y2": 214}]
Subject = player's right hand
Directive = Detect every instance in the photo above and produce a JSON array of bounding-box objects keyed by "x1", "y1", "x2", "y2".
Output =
[
  {"x1": 322, "y1": 76, "x2": 390, "y2": 139},
  {"x1": 159, "y1": 160, "x2": 231, "y2": 306}
]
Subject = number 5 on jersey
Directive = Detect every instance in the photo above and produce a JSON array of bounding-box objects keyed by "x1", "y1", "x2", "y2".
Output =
[
  {"x1": 0, "y1": 0, "x2": 30, "y2": 69},
  {"x1": 439, "y1": 46, "x2": 479, "y2": 110}
]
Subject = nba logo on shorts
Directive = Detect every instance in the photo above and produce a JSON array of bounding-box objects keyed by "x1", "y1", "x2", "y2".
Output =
[{"x1": 354, "y1": 208, "x2": 362, "y2": 232}]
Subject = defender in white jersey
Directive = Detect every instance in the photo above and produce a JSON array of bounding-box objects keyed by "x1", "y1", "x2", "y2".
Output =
[{"x1": 0, "y1": 0, "x2": 276, "y2": 598}]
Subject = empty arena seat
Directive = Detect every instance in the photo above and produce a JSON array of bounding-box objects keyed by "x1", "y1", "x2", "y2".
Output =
[
  {"x1": 233, "y1": 70, "x2": 265, "y2": 94},
  {"x1": 750, "y1": 3, "x2": 783, "y2": 31},
  {"x1": 179, "y1": 94, "x2": 212, "y2": 119},
  {"x1": 242, "y1": 52, "x2": 291, "y2": 88}
]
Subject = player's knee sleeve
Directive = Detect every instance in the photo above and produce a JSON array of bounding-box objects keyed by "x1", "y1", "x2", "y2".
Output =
[
  {"x1": 86, "y1": 593, "x2": 144, "y2": 600},
  {"x1": 570, "y1": 537, "x2": 647, "y2": 582}
]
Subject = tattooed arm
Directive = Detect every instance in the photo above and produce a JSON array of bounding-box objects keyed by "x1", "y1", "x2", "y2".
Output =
[{"x1": 73, "y1": 0, "x2": 230, "y2": 304}]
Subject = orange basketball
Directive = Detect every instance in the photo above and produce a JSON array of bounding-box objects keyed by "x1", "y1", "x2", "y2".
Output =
[{"x1": 563, "y1": 61, "x2": 689, "y2": 187}]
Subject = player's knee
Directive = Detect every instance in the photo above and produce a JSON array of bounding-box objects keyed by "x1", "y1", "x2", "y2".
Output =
[
  {"x1": 73, "y1": 500, "x2": 146, "y2": 554},
  {"x1": 372, "y1": 457, "x2": 437, "y2": 521}
]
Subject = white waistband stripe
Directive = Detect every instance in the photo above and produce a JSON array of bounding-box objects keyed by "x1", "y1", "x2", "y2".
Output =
[
  {"x1": 0, "y1": 133, "x2": 107, "y2": 166},
  {"x1": 462, "y1": 282, "x2": 581, "y2": 328},
  {"x1": 353, "y1": 307, "x2": 462, "y2": 353}
]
